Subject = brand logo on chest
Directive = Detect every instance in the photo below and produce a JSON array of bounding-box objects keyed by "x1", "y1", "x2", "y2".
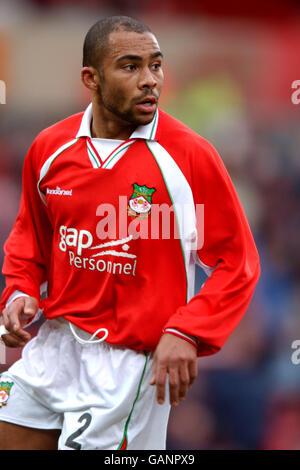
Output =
[{"x1": 47, "y1": 186, "x2": 72, "y2": 196}]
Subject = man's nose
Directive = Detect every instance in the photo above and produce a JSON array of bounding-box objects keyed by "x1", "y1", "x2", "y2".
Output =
[{"x1": 138, "y1": 67, "x2": 157, "y2": 89}]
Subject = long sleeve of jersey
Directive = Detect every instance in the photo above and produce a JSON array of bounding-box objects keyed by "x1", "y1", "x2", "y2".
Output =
[
  {"x1": 1, "y1": 139, "x2": 53, "y2": 311},
  {"x1": 163, "y1": 137, "x2": 260, "y2": 357}
]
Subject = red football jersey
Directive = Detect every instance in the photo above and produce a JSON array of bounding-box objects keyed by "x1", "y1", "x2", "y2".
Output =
[{"x1": 1, "y1": 106, "x2": 260, "y2": 355}]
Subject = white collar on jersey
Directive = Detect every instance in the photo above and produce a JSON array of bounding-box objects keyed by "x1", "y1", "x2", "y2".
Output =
[{"x1": 76, "y1": 102, "x2": 159, "y2": 141}]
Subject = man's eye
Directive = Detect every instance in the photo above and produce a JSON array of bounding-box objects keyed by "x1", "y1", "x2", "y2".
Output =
[
  {"x1": 123, "y1": 64, "x2": 136, "y2": 71},
  {"x1": 151, "y1": 63, "x2": 162, "y2": 70}
]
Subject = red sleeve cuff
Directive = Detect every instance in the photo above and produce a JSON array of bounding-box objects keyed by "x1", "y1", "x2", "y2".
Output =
[{"x1": 163, "y1": 328, "x2": 198, "y2": 349}]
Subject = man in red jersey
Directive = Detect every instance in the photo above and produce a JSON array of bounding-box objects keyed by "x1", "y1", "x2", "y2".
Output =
[{"x1": 0, "y1": 16, "x2": 260, "y2": 450}]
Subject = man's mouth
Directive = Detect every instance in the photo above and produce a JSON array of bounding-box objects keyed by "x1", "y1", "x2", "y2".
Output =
[{"x1": 135, "y1": 96, "x2": 157, "y2": 114}]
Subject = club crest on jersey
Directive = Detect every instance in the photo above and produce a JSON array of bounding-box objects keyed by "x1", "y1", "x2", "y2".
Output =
[
  {"x1": 127, "y1": 183, "x2": 156, "y2": 218},
  {"x1": 0, "y1": 380, "x2": 14, "y2": 408}
]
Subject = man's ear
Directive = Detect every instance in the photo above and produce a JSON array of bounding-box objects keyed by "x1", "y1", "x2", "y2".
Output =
[{"x1": 81, "y1": 66, "x2": 100, "y2": 92}]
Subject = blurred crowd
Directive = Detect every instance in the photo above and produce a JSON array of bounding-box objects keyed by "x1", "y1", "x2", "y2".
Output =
[{"x1": 0, "y1": 0, "x2": 300, "y2": 450}]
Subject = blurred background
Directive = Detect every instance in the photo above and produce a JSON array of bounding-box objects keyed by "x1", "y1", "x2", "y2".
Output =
[{"x1": 0, "y1": 0, "x2": 300, "y2": 450}]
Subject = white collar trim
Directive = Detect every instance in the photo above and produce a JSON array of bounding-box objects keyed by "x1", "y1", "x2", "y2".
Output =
[{"x1": 76, "y1": 102, "x2": 158, "y2": 141}]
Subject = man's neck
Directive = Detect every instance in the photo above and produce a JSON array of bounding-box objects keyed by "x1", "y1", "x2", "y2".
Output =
[{"x1": 91, "y1": 99, "x2": 136, "y2": 140}]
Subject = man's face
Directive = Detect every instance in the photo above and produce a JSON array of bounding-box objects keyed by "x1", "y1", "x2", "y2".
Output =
[{"x1": 96, "y1": 30, "x2": 164, "y2": 127}]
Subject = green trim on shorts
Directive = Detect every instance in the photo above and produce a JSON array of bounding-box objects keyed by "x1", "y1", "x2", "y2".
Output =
[{"x1": 117, "y1": 352, "x2": 149, "y2": 450}]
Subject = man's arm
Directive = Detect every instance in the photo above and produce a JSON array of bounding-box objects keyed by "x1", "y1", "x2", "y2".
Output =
[
  {"x1": 164, "y1": 139, "x2": 260, "y2": 355},
  {"x1": 0, "y1": 296, "x2": 39, "y2": 347},
  {"x1": 1, "y1": 139, "x2": 52, "y2": 344},
  {"x1": 150, "y1": 333, "x2": 198, "y2": 407},
  {"x1": 151, "y1": 139, "x2": 260, "y2": 405}
]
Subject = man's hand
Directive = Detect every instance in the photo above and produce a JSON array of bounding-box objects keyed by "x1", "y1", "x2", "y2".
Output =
[
  {"x1": 0, "y1": 296, "x2": 39, "y2": 348},
  {"x1": 150, "y1": 333, "x2": 198, "y2": 407}
]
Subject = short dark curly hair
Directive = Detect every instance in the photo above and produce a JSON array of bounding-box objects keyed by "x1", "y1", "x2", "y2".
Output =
[{"x1": 82, "y1": 16, "x2": 152, "y2": 69}]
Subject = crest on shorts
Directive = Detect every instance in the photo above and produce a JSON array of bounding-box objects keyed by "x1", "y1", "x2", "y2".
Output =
[
  {"x1": 0, "y1": 380, "x2": 14, "y2": 408},
  {"x1": 127, "y1": 183, "x2": 156, "y2": 218}
]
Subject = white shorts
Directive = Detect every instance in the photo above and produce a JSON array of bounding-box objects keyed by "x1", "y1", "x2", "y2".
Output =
[{"x1": 0, "y1": 319, "x2": 170, "y2": 450}]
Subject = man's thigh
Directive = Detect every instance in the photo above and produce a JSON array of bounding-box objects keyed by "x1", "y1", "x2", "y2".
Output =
[
  {"x1": 0, "y1": 421, "x2": 60, "y2": 450},
  {"x1": 0, "y1": 372, "x2": 63, "y2": 448}
]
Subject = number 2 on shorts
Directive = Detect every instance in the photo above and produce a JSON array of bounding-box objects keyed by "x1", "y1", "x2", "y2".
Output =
[{"x1": 65, "y1": 412, "x2": 92, "y2": 450}]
